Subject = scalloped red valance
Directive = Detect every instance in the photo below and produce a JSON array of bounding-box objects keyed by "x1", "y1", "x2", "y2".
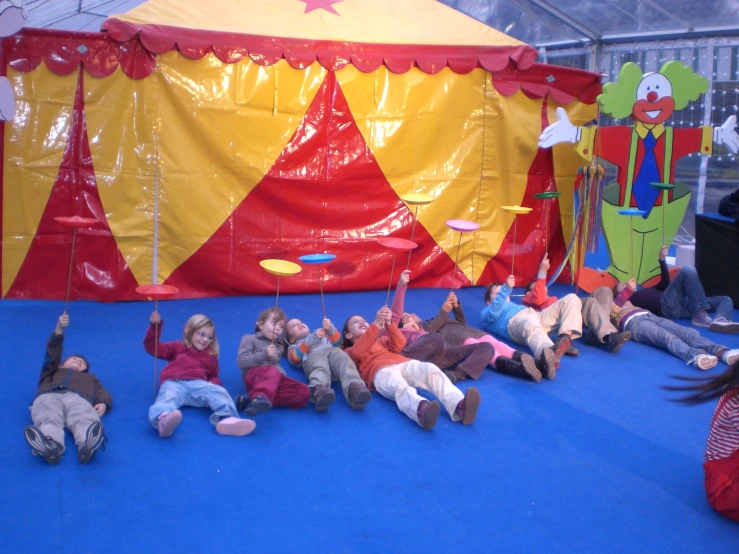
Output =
[{"x1": 2, "y1": 27, "x2": 601, "y2": 103}]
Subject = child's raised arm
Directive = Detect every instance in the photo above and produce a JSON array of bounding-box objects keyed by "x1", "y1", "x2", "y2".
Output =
[
  {"x1": 324, "y1": 319, "x2": 341, "y2": 346},
  {"x1": 384, "y1": 320, "x2": 407, "y2": 353},
  {"x1": 449, "y1": 292, "x2": 467, "y2": 324},
  {"x1": 424, "y1": 293, "x2": 455, "y2": 332},
  {"x1": 39, "y1": 314, "x2": 66, "y2": 385},
  {"x1": 143, "y1": 312, "x2": 177, "y2": 360},
  {"x1": 481, "y1": 277, "x2": 514, "y2": 325},
  {"x1": 390, "y1": 270, "x2": 410, "y2": 324}
]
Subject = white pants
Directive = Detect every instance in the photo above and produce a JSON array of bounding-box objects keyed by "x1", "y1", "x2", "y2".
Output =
[{"x1": 373, "y1": 360, "x2": 464, "y2": 423}]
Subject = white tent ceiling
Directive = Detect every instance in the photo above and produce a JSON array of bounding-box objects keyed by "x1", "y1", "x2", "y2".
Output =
[{"x1": 23, "y1": 0, "x2": 739, "y2": 47}]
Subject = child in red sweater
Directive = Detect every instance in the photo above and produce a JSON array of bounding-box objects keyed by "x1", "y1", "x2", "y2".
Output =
[
  {"x1": 342, "y1": 306, "x2": 480, "y2": 430},
  {"x1": 146, "y1": 311, "x2": 256, "y2": 438},
  {"x1": 667, "y1": 360, "x2": 739, "y2": 521}
]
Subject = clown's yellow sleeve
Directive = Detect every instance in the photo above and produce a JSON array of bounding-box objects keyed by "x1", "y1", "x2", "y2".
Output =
[
  {"x1": 576, "y1": 125, "x2": 598, "y2": 162},
  {"x1": 700, "y1": 125, "x2": 713, "y2": 156}
]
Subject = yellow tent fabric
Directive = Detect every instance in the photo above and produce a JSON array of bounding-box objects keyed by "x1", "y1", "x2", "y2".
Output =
[{"x1": 110, "y1": 0, "x2": 530, "y2": 47}]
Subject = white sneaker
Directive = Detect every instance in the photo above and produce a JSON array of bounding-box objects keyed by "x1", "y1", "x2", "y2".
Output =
[
  {"x1": 688, "y1": 354, "x2": 718, "y2": 371},
  {"x1": 720, "y1": 348, "x2": 739, "y2": 365}
]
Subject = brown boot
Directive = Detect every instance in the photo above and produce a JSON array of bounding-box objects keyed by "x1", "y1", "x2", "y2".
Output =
[
  {"x1": 538, "y1": 347, "x2": 559, "y2": 380},
  {"x1": 552, "y1": 334, "x2": 572, "y2": 358},
  {"x1": 417, "y1": 400, "x2": 441, "y2": 430},
  {"x1": 347, "y1": 382, "x2": 372, "y2": 410},
  {"x1": 494, "y1": 356, "x2": 542, "y2": 382},
  {"x1": 454, "y1": 387, "x2": 481, "y2": 425},
  {"x1": 312, "y1": 384, "x2": 336, "y2": 413}
]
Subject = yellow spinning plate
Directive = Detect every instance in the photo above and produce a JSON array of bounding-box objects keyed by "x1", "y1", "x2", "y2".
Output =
[{"x1": 259, "y1": 259, "x2": 302, "y2": 276}]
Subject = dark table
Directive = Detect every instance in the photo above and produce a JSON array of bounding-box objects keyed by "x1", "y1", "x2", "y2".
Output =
[{"x1": 695, "y1": 213, "x2": 739, "y2": 308}]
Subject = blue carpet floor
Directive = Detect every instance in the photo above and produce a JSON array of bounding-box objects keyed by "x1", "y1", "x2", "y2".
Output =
[{"x1": 2, "y1": 284, "x2": 738, "y2": 553}]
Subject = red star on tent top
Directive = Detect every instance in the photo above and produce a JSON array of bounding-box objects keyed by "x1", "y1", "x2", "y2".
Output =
[{"x1": 299, "y1": 0, "x2": 343, "y2": 15}]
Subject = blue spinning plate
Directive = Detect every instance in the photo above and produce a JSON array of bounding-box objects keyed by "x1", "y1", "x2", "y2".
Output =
[
  {"x1": 617, "y1": 208, "x2": 648, "y2": 216},
  {"x1": 299, "y1": 253, "x2": 337, "y2": 264}
]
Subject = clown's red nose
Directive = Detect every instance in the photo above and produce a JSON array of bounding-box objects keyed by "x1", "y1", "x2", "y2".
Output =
[{"x1": 647, "y1": 91, "x2": 658, "y2": 102}]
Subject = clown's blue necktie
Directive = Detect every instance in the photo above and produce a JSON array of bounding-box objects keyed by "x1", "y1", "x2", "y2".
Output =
[{"x1": 632, "y1": 130, "x2": 660, "y2": 218}]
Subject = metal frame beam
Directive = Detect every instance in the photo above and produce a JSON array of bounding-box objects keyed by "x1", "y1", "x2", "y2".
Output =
[{"x1": 525, "y1": 0, "x2": 600, "y2": 42}]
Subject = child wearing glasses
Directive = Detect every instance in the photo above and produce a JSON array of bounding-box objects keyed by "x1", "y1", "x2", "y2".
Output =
[{"x1": 145, "y1": 311, "x2": 256, "y2": 438}]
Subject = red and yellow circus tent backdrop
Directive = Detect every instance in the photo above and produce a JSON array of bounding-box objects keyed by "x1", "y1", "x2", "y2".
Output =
[{"x1": 1, "y1": 0, "x2": 601, "y2": 301}]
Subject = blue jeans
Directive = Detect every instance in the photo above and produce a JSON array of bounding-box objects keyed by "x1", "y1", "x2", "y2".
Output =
[
  {"x1": 660, "y1": 266, "x2": 733, "y2": 319},
  {"x1": 148, "y1": 380, "x2": 239, "y2": 428},
  {"x1": 627, "y1": 313, "x2": 726, "y2": 362}
]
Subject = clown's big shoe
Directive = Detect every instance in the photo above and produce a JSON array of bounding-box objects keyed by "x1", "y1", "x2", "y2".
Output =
[{"x1": 602, "y1": 182, "x2": 690, "y2": 284}]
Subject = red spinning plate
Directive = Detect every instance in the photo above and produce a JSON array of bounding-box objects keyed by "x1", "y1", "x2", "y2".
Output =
[
  {"x1": 54, "y1": 216, "x2": 99, "y2": 228},
  {"x1": 377, "y1": 237, "x2": 418, "y2": 252},
  {"x1": 135, "y1": 284, "x2": 179, "y2": 299}
]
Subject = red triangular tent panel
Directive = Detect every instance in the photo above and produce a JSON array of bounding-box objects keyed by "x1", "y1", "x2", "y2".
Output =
[
  {"x1": 164, "y1": 71, "x2": 465, "y2": 298},
  {"x1": 5, "y1": 68, "x2": 141, "y2": 301},
  {"x1": 478, "y1": 97, "x2": 570, "y2": 286}
]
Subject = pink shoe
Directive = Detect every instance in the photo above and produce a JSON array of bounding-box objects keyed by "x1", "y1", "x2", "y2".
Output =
[
  {"x1": 157, "y1": 410, "x2": 182, "y2": 438},
  {"x1": 216, "y1": 417, "x2": 256, "y2": 436}
]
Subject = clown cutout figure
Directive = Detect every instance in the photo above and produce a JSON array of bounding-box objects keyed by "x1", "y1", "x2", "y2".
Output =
[{"x1": 539, "y1": 61, "x2": 739, "y2": 284}]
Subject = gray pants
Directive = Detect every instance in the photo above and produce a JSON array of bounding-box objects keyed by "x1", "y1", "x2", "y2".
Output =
[
  {"x1": 30, "y1": 391, "x2": 100, "y2": 453},
  {"x1": 302, "y1": 348, "x2": 363, "y2": 399}
]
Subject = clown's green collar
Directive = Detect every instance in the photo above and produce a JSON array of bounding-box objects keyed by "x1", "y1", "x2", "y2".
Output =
[{"x1": 634, "y1": 121, "x2": 665, "y2": 139}]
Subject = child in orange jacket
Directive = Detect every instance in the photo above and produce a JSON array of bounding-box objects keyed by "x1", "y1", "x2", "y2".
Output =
[{"x1": 342, "y1": 306, "x2": 480, "y2": 431}]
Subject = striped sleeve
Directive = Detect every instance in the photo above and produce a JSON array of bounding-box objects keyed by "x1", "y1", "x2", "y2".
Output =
[
  {"x1": 328, "y1": 326, "x2": 341, "y2": 346},
  {"x1": 287, "y1": 341, "x2": 311, "y2": 367},
  {"x1": 706, "y1": 394, "x2": 739, "y2": 461}
]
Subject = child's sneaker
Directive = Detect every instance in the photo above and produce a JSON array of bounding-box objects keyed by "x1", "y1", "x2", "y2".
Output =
[
  {"x1": 417, "y1": 399, "x2": 440, "y2": 431},
  {"x1": 687, "y1": 354, "x2": 718, "y2": 371},
  {"x1": 347, "y1": 382, "x2": 372, "y2": 410},
  {"x1": 709, "y1": 316, "x2": 739, "y2": 334},
  {"x1": 538, "y1": 347, "x2": 559, "y2": 380},
  {"x1": 691, "y1": 311, "x2": 714, "y2": 329},
  {"x1": 566, "y1": 343, "x2": 580, "y2": 356},
  {"x1": 77, "y1": 421, "x2": 105, "y2": 464},
  {"x1": 24, "y1": 425, "x2": 63, "y2": 465},
  {"x1": 718, "y1": 348, "x2": 739, "y2": 365},
  {"x1": 216, "y1": 417, "x2": 256, "y2": 436},
  {"x1": 234, "y1": 394, "x2": 250, "y2": 413},
  {"x1": 454, "y1": 387, "x2": 481, "y2": 425},
  {"x1": 552, "y1": 334, "x2": 572, "y2": 358},
  {"x1": 604, "y1": 331, "x2": 632, "y2": 354},
  {"x1": 245, "y1": 396, "x2": 272, "y2": 417},
  {"x1": 313, "y1": 385, "x2": 336, "y2": 413},
  {"x1": 157, "y1": 410, "x2": 182, "y2": 438}
]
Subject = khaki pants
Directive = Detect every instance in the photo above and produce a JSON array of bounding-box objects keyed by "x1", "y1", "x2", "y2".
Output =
[
  {"x1": 585, "y1": 288, "x2": 619, "y2": 341},
  {"x1": 373, "y1": 360, "x2": 464, "y2": 423},
  {"x1": 30, "y1": 391, "x2": 100, "y2": 453},
  {"x1": 508, "y1": 294, "x2": 583, "y2": 358},
  {"x1": 302, "y1": 348, "x2": 364, "y2": 399}
]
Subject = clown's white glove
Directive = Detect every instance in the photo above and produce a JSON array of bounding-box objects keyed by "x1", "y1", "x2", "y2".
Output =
[
  {"x1": 714, "y1": 115, "x2": 739, "y2": 153},
  {"x1": 0, "y1": 0, "x2": 27, "y2": 38},
  {"x1": 538, "y1": 108, "x2": 581, "y2": 148}
]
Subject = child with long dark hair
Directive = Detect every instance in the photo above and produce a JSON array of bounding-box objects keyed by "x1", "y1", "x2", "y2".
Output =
[{"x1": 666, "y1": 361, "x2": 739, "y2": 521}]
